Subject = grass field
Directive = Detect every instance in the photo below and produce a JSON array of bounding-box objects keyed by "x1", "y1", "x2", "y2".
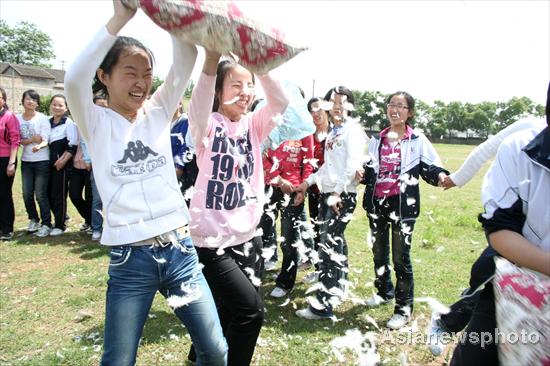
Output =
[{"x1": 0, "y1": 144, "x2": 491, "y2": 366}]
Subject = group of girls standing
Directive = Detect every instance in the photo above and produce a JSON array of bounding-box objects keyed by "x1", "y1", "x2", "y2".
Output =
[
  {"x1": 14, "y1": 90, "x2": 89, "y2": 238},
  {"x1": 61, "y1": 1, "x2": 452, "y2": 365}
]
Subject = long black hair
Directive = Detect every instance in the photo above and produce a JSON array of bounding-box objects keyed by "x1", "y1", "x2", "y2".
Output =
[{"x1": 92, "y1": 36, "x2": 154, "y2": 97}]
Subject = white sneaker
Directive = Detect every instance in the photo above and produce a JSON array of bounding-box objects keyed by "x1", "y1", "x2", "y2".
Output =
[
  {"x1": 264, "y1": 260, "x2": 277, "y2": 272},
  {"x1": 427, "y1": 314, "x2": 446, "y2": 356},
  {"x1": 49, "y1": 228, "x2": 65, "y2": 236},
  {"x1": 295, "y1": 308, "x2": 327, "y2": 320},
  {"x1": 27, "y1": 220, "x2": 40, "y2": 233},
  {"x1": 92, "y1": 231, "x2": 101, "y2": 241},
  {"x1": 34, "y1": 225, "x2": 51, "y2": 238},
  {"x1": 365, "y1": 294, "x2": 391, "y2": 307},
  {"x1": 387, "y1": 313, "x2": 410, "y2": 330},
  {"x1": 302, "y1": 271, "x2": 319, "y2": 284},
  {"x1": 270, "y1": 287, "x2": 289, "y2": 298}
]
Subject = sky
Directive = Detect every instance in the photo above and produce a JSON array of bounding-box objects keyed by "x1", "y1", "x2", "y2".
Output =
[{"x1": 1, "y1": 0, "x2": 549, "y2": 105}]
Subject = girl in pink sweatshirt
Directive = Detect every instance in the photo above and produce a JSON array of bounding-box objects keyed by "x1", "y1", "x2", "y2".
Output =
[{"x1": 188, "y1": 50, "x2": 288, "y2": 366}]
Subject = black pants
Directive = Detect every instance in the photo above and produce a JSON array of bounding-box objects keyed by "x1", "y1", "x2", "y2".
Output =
[
  {"x1": 368, "y1": 195, "x2": 415, "y2": 316},
  {"x1": 69, "y1": 168, "x2": 92, "y2": 225},
  {"x1": 307, "y1": 188, "x2": 322, "y2": 251},
  {"x1": 0, "y1": 157, "x2": 16, "y2": 234},
  {"x1": 196, "y1": 238, "x2": 264, "y2": 366},
  {"x1": 440, "y1": 246, "x2": 497, "y2": 332},
  {"x1": 259, "y1": 185, "x2": 282, "y2": 264},
  {"x1": 275, "y1": 191, "x2": 305, "y2": 291},
  {"x1": 48, "y1": 166, "x2": 69, "y2": 230},
  {"x1": 450, "y1": 284, "x2": 498, "y2": 366},
  {"x1": 313, "y1": 192, "x2": 356, "y2": 316}
]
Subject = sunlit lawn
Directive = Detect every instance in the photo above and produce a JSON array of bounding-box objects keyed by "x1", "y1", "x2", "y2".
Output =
[{"x1": 0, "y1": 143, "x2": 490, "y2": 365}]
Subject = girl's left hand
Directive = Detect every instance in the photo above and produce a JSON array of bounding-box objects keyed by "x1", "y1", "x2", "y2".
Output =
[
  {"x1": 54, "y1": 159, "x2": 66, "y2": 171},
  {"x1": 293, "y1": 191, "x2": 305, "y2": 206},
  {"x1": 329, "y1": 192, "x2": 343, "y2": 215},
  {"x1": 6, "y1": 164, "x2": 16, "y2": 177}
]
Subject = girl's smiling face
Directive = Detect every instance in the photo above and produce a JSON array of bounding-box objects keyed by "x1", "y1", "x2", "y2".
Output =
[
  {"x1": 386, "y1": 94, "x2": 413, "y2": 128},
  {"x1": 97, "y1": 47, "x2": 153, "y2": 120},
  {"x1": 329, "y1": 93, "x2": 348, "y2": 124},
  {"x1": 310, "y1": 100, "x2": 328, "y2": 127},
  {"x1": 50, "y1": 96, "x2": 67, "y2": 120},
  {"x1": 217, "y1": 65, "x2": 254, "y2": 122}
]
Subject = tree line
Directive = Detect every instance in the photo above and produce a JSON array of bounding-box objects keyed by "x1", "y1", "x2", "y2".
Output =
[{"x1": 352, "y1": 90, "x2": 544, "y2": 138}]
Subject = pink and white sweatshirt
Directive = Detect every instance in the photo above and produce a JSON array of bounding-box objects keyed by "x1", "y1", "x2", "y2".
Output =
[{"x1": 188, "y1": 72, "x2": 288, "y2": 249}]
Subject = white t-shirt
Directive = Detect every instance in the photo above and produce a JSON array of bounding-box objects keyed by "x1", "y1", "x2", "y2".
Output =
[{"x1": 17, "y1": 112, "x2": 51, "y2": 162}]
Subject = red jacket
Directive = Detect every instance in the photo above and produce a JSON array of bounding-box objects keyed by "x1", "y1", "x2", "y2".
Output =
[{"x1": 263, "y1": 135, "x2": 314, "y2": 186}]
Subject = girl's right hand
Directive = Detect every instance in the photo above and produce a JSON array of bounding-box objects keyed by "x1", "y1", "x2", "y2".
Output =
[
  {"x1": 113, "y1": 0, "x2": 136, "y2": 22},
  {"x1": 107, "y1": 0, "x2": 136, "y2": 35},
  {"x1": 203, "y1": 50, "x2": 222, "y2": 76}
]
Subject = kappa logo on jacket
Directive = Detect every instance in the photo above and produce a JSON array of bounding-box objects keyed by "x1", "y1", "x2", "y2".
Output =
[{"x1": 111, "y1": 140, "x2": 166, "y2": 176}]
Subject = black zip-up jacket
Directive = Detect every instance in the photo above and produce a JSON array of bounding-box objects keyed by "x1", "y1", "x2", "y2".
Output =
[{"x1": 360, "y1": 130, "x2": 449, "y2": 222}]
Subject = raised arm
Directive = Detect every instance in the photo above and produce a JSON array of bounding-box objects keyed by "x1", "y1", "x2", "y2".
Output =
[
  {"x1": 146, "y1": 37, "x2": 197, "y2": 125},
  {"x1": 250, "y1": 74, "x2": 289, "y2": 142},
  {"x1": 188, "y1": 51, "x2": 220, "y2": 151},
  {"x1": 65, "y1": 0, "x2": 136, "y2": 142}
]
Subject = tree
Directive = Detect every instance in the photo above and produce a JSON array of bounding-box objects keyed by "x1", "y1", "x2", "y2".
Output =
[
  {"x1": 352, "y1": 90, "x2": 385, "y2": 132},
  {"x1": 150, "y1": 76, "x2": 164, "y2": 95},
  {"x1": 0, "y1": 20, "x2": 55, "y2": 67},
  {"x1": 184, "y1": 80, "x2": 195, "y2": 99},
  {"x1": 495, "y1": 96, "x2": 536, "y2": 131}
]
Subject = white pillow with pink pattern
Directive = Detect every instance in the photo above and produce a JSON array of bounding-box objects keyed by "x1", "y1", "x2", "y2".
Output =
[{"x1": 121, "y1": 0, "x2": 306, "y2": 74}]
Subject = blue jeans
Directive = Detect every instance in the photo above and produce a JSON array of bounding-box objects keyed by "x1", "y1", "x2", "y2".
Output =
[
  {"x1": 21, "y1": 160, "x2": 51, "y2": 227},
  {"x1": 312, "y1": 192, "x2": 356, "y2": 317},
  {"x1": 101, "y1": 237, "x2": 227, "y2": 366},
  {"x1": 368, "y1": 195, "x2": 414, "y2": 316},
  {"x1": 90, "y1": 171, "x2": 103, "y2": 231}
]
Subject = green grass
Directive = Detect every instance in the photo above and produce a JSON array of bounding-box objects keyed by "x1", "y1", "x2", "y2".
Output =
[{"x1": 0, "y1": 144, "x2": 491, "y2": 365}]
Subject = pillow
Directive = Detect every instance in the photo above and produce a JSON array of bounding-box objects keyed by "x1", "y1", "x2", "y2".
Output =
[
  {"x1": 121, "y1": 0, "x2": 307, "y2": 74},
  {"x1": 492, "y1": 257, "x2": 550, "y2": 366}
]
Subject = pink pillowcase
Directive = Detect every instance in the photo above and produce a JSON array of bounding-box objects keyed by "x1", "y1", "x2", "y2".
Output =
[
  {"x1": 122, "y1": 0, "x2": 306, "y2": 74},
  {"x1": 493, "y1": 257, "x2": 550, "y2": 366}
]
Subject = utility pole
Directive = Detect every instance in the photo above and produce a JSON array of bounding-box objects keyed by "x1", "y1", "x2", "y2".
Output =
[{"x1": 311, "y1": 78, "x2": 315, "y2": 98}]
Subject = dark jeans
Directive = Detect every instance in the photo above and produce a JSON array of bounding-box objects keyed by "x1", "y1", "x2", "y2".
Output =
[
  {"x1": 275, "y1": 191, "x2": 305, "y2": 291},
  {"x1": 259, "y1": 185, "x2": 282, "y2": 263},
  {"x1": 21, "y1": 160, "x2": 51, "y2": 227},
  {"x1": 307, "y1": 188, "x2": 322, "y2": 250},
  {"x1": 0, "y1": 157, "x2": 16, "y2": 234},
  {"x1": 307, "y1": 188, "x2": 322, "y2": 269},
  {"x1": 450, "y1": 284, "x2": 498, "y2": 366},
  {"x1": 90, "y1": 171, "x2": 103, "y2": 231},
  {"x1": 311, "y1": 192, "x2": 356, "y2": 317},
  {"x1": 69, "y1": 168, "x2": 92, "y2": 225},
  {"x1": 368, "y1": 195, "x2": 415, "y2": 316},
  {"x1": 196, "y1": 237, "x2": 265, "y2": 366},
  {"x1": 49, "y1": 165, "x2": 69, "y2": 230},
  {"x1": 440, "y1": 246, "x2": 498, "y2": 332}
]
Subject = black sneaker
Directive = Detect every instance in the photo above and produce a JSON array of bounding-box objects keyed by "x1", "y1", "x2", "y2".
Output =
[{"x1": 0, "y1": 232, "x2": 14, "y2": 241}]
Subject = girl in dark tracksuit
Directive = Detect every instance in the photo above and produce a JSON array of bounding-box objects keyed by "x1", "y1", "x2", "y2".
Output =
[
  {"x1": 360, "y1": 91, "x2": 449, "y2": 329},
  {"x1": 48, "y1": 95, "x2": 78, "y2": 235}
]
